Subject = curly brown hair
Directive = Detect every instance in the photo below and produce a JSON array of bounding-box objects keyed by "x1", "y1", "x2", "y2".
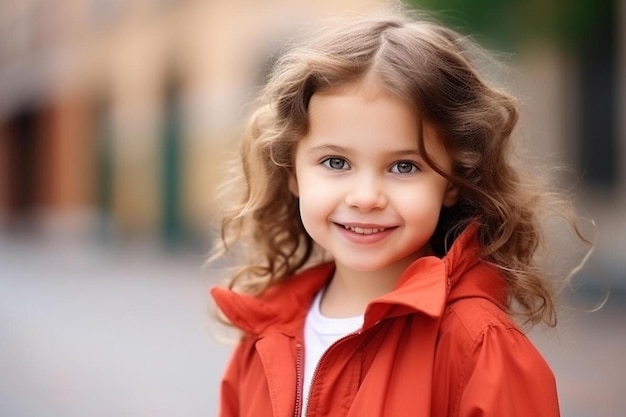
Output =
[{"x1": 213, "y1": 10, "x2": 589, "y2": 326}]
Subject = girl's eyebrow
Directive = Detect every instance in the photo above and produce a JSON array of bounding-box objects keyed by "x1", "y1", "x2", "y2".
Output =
[
  {"x1": 390, "y1": 149, "x2": 423, "y2": 158},
  {"x1": 305, "y1": 144, "x2": 350, "y2": 155},
  {"x1": 306, "y1": 143, "x2": 423, "y2": 158}
]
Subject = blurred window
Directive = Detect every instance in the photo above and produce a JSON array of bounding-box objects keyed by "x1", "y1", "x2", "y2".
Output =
[
  {"x1": 160, "y1": 78, "x2": 183, "y2": 246},
  {"x1": 90, "y1": 0, "x2": 123, "y2": 25},
  {"x1": 0, "y1": 2, "x2": 35, "y2": 60},
  {"x1": 94, "y1": 97, "x2": 115, "y2": 239},
  {"x1": 577, "y1": 1, "x2": 618, "y2": 190},
  {"x1": 94, "y1": 99, "x2": 113, "y2": 212}
]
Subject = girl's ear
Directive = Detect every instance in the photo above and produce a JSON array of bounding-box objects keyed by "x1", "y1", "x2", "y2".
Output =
[
  {"x1": 442, "y1": 182, "x2": 459, "y2": 207},
  {"x1": 288, "y1": 174, "x2": 299, "y2": 197}
]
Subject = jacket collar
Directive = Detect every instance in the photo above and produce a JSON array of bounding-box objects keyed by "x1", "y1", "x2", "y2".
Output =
[
  {"x1": 211, "y1": 224, "x2": 508, "y2": 335},
  {"x1": 211, "y1": 262, "x2": 333, "y2": 335}
]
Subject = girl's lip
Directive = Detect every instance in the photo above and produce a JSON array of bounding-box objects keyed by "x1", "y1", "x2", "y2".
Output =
[
  {"x1": 341, "y1": 224, "x2": 389, "y2": 234},
  {"x1": 335, "y1": 222, "x2": 395, "y2": 230},
  {"x1": 333, "y1": 222, "x2": 396, "y2": 244}
]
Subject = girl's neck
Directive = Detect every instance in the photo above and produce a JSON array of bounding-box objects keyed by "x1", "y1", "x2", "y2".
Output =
[{"x1": 320, "y1": 259, "x2": 416, "y2": 318}]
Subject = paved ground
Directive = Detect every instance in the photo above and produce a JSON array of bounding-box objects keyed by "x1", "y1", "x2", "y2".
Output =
[{"x1": 1, "y1": 235, "x2": 624, "y2": 417}]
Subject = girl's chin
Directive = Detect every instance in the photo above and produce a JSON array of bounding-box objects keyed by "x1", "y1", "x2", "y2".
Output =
[{"x1": 333, "y1": 258, "x2": 417, "y2": 275}]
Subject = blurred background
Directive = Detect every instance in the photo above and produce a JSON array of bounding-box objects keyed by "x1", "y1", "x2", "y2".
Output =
[{"x1": 0, "y1": 0, "x2": 624, "y2": 416}]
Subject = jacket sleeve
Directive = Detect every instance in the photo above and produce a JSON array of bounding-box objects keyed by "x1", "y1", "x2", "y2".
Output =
[{"x1": 456, "y1": 324, "x2": 560, "y2": 417}]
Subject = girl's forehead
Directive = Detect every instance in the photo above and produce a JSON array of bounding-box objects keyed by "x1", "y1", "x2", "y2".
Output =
[
  {"x1": 316, "y1": 73, "x2": 392, "y2": 100},
  {"x1": 310, "y1": 74, "x2": 429, "y2": 136},
  {"x1": 303, "y1": 81, "x2": 452, "y2": 167}
]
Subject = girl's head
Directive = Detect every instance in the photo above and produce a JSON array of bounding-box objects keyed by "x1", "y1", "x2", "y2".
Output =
[
  {"x1": 290, "y1": 76, "x2": 460, "y2": 279},
  {"x1": 218, "y1": 11, "x2": 559, "y2": 324}
]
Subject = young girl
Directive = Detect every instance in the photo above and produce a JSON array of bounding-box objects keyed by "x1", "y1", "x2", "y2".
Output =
[{"x1": 211, "y1": 9, "x2": 582, "y2": 417}]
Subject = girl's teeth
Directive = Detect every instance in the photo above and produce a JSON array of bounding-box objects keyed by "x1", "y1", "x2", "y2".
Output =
[{"x1": 344, "y1": 225, "x2": 385, "y2": 234}]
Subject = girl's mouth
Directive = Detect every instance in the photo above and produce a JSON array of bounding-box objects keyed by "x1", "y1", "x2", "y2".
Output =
[
  {"x1": 343, "y1": 225, "x2": 387, "y2": 235},
  {"x1": 335, "y1": 222, "x2": 396, "y2": 244}
]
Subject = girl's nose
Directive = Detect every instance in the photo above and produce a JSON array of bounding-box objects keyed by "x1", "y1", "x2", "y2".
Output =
[{"x1": 344, "y1": 175, "x2": 387, "y2": 212}]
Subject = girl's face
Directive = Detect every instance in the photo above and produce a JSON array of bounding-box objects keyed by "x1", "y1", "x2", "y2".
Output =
[{"x1": 290, "y1": 79, "x2": 458, "y2": 276}]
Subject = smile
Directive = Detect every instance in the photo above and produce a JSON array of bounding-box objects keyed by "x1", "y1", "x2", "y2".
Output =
[
  {"x1": 343, "y1": 225, "x2": 387, "y2": 235},
  {"x1": 334, "y1": 222, "x2": 395, "y2": 244}
]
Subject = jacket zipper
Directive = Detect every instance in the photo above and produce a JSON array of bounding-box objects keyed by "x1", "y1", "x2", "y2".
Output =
[
  {"x1": 294, "y1": 333, "x2": 358, "y2": 417},
  {"x1": 294, "y1": 342, "x2": 304, "y2": 417},
  {"x1": 300, "y1": 324, "x2": 375, "y2": 416}
]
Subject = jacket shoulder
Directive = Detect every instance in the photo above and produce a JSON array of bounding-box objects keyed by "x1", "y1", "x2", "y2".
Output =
[
  {"x1": 442, "y1": 297, "x2": 518, "y2": 341},
  {"x1": 434, "y1": 298, "x2": 559, "y2": 417},
  {"x1": 436, "y1": 296, "x2": 538, "y2": 374}
]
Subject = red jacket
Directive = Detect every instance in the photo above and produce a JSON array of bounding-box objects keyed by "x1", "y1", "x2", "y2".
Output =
[{"x1": 211, "y1": 227, "x2": 560, "y2": 417}]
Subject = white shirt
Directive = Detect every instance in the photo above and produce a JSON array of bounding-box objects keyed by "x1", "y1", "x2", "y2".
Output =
[{"x1": 302, "y1": 290, "x2": 363, "y2": 416}]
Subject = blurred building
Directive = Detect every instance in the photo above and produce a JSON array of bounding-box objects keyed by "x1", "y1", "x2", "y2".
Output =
[
  {"x1": 0, "y1": 0, "x2": 388, "y2": 245},
  {"x1": 0, "y1": 0, "x2": 624, "y2": 285}
]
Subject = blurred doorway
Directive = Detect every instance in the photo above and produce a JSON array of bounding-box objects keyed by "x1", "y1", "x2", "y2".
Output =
[
  {"x1": 161, "y1": 79, "x2": 183, "y2": 247},
  {"x1": 1, "y1": 107, "x2": 42, "y2": 232},
  {"x1": 577, "y1": 0, "x2": 618, "y2": 191},
  {"x1": 94, "y1": 97, "x2": 115, "y2": 240}
]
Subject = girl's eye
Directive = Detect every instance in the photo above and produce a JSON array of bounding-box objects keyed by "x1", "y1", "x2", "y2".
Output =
[
  {"x1": 391, "y1": 161, "x2": 418, "y2": 174},
  {"x1": 322, "y1": 157, "x2": 350, "y2": 170}
]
